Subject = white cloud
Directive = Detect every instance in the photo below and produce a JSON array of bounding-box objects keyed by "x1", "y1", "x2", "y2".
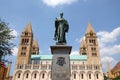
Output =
[
  {"x1": 97, "y1": 27, "x2": 120, "y2": 72},
  {"x1": 10, "y1": 29, "x2": 18, "y2": 37},
  {"x1": 42, "y1": 0, "x2": 78, "y2": 7},
  {"x1": 100, "y1": 45, "x2": 120, "y2": 56},
  {"x1": 97, "y1": 27, "x2": 120, "y2": 44},
  {"x1": 101, "y1": 56, "x2": 116, "y2": 63},
  {"x1": 71, "y1": 50, "x2": 79, "y2": 55},
  {"x1": 11, "y1": 47, "x2": 18, "y2": 56},
  {"x1": 101, "y1": 56, "x2": 117, "y2": 72},
  {"x1": 97, "y1": 27, "x2": 120, "y2": 56}
]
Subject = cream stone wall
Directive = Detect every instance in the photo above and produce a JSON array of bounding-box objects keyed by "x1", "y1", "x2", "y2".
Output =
[{"x1": 12, "y1": 60, "x2": 103, "y2": 80}]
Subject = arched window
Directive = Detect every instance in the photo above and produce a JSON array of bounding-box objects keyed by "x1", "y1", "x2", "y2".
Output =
[
  {"x1": 18, "y1": 73, "x2": 21, "y2": 78},
  {"x1": 82, "y1": 53, "x2": 86, "y2": 55},
  {"x1": 19, "y1": 65, "x2": 22, "y2": 69},
  {"x1": 33, "y1": 47, "x2": 35, "y2": 50},
  {"x1": 92, "y1": 53, "x2": 97, "y2": 56},
  {"x1": 89, "y1": 74, "x2": 91, "y2": 79},
  {"x1": 22, "y1": 47, "x2": 26, "y2": 50},
  {"x1": 93, "y1": 39, "x2": 96, "y2": 44},
  {"x1": 89, "y1": 40, "x2": 91, "y2": 43},
  {"x1": 83, "y1": 47, "x2": 86, "y2": 50},
  {"x1": 23, "y1": 52, "x2": 26, "y2": 55},
  {"x1": 26, "y1": 73, "x2": 29, "y2": 78},
  {"x1": 25, "y1": 32, "x2": 28, "y2": 36},
  {"x1": 81, "y1": 74, "x2": 83, "y2": 79},
  {"x1": 74, "y1": 73, "x2": 76, "y2": 79},
  {"x1": 90, "y1": 33, "x2": 93, "y2": 36},
  {"x1": 34, "y1": 73, "x2": 37, "y2": 78},
  {"x1": 21, "y1": 52, "x2": 26, "y2": 56},
  {"x1": 25, "y1": 39, "x2": 27, "y2": 44},
  {"x1": 42, "y1": 73, "x2": 45, "y2": 79},
  {"x1": 96, "y1": 73, "x2": 99, "y2": 79},
  {"x1": 32, "y1": 52, "x2": 36, "y2": 55},
  {"x1": 22, "y1": 39, "x2": 25, "y2": 44},
  {"x1": 27, "y1": 39, "x2": 29, "y2": 43}
]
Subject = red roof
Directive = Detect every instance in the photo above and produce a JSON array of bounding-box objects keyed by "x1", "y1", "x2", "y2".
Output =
[{"x1": 112, "y1": 62, "x2": 120, "y2": 71}]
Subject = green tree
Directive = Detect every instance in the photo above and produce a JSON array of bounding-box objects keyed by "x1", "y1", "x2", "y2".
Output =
[
  {"x1": 104, "y1": 75, "x2": 108, "y2": 80},
  {"x1": 0, "y1": 18, "x2": 15, "y2": 60},
  {"x1": 113, "y1": 76, "x2": 120, "y2": 80}
]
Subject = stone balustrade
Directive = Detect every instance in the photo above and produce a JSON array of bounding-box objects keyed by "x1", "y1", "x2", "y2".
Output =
[{"x1": 16, "y1": 64, "x2": 101, "y2": 70}]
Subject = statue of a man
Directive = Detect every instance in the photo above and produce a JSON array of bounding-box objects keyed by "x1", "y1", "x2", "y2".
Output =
[{"x1": 53, "y1": 13, "x2": 69, "y2": 44}]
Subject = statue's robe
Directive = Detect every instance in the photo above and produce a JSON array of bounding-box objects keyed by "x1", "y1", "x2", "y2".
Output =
[{"x1": 55, "y1": 18, "x2": 69, "y2": 43}]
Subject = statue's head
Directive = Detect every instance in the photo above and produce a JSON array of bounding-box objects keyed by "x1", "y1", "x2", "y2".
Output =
[{"x1": 60, "y1": 13, "x2": 63, "y2": 18}]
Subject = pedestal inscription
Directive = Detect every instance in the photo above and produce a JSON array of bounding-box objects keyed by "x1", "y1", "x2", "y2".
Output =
[{"x1": 51, "y1": 45, "x2": 72, "y2": 80}]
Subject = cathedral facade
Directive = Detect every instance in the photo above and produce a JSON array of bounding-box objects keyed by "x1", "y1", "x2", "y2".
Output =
[{"x1": 12, "y1": 22, "x2": 103, "y2": 80}]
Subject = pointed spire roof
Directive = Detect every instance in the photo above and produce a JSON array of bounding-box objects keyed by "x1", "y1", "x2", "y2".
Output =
[
  {"x1": 32, "y1": 39, "x2": 39, "y2": 47},
  {"x1": 86, "y1": 22, "x2": 95, "y2": 33},
  {"x1": 80, "y1": 38, "x2": 86, "y2": 48},
  {"x1": 23, "y1": 22, "x2": 32, "y2": 33}
]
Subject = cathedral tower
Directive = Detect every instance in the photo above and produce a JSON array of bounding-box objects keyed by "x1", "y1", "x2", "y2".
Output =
[
  {"x1": 85, "y1": 22, "x2": 101, "y2": 64},
  {"x1": 31, "y1": 39, "x2": 39, "y2": 55},
  {"x1": 80, "y1": 39, "x2": 87, "y2": 55},
  {"x1": 16, "y1": 22, "x2": 33, "y2": 64}
]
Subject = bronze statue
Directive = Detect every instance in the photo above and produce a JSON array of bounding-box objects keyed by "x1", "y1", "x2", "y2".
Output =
[{"x1": 53, "y1": 13, "x2": 69, "y2": 44}]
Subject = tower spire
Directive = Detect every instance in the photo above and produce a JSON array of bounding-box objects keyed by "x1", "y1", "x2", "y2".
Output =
[
  {"x1": 32, "y1": 38, "x2": 39, "y2": 48},
  {"x1": 31, "y1": 38, "x2": 39, "y2": 55},
  {"x1": 80, "y1": 38, "x2": 87, "y2": 55},
  {"x1": 16, "y1": 22, "x2": 33, "y2": 64},
  {"x1": 86, "y1": 22, "x2": 95, "y2": 33},
  {"x1": 23, "y1": 22, "x2": 32, "y2": 33},
  {"x1": 80, "y1": 38, "x2": 86, "y2": 48}
]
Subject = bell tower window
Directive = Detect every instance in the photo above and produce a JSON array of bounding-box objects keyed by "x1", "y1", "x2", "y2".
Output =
[
  {"x1": 21, "y1": 52, "x2": 26, "y2": 56},
  {"x1": 22, "y1": 47, "x2": 27, "y2": 50},
  {"x1": 21, "y1": 39, "x2": 29, "y2": 45},
  {"x1": 91, "y1": 47, "x2": 96, "y2": 51},
  {"x1": 82, "y1": 53, "x2": 86, "y2": 55},
  {"x1": 25, "y1": 32, "x2": 28, "y2": 36},
  {"x1": 83, "y1": 47, "x2": 86, "y2": 50},
  {"x1": 33, "y1": 47, "x2": 35, "y2": 50},
  {"x1": 89, "y1": 39, "x2": 91, "y2": 43},
  {"x1": 90, "y1": 33, "x2": 93, "y2": 36},
  {"x1": 22, "y1": 39, "x2": 24, "y2": 44},
  {"x1": 92, "y1": 53, "x2": 97, "y2": 56}
]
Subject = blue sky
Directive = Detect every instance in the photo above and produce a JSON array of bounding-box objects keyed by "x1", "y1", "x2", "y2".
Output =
[{"x1": 0, "y1": 0, "x2": 120, "y2": 75}]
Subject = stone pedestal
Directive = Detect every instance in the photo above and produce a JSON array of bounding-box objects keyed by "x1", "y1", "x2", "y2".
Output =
[{"x1": 50, "y1": 45, "x2": 72, "y2": 80}]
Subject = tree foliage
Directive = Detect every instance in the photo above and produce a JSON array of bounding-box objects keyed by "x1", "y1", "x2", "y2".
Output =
[
  {"x1": 0, "y1": 18, "x2": 15, "y2": 60},
  {"x1": 113, "y1": 76, "x2": 120, "y2": 80},
  {"x1": 104, "y1": 75, "x2": 108, "y2": 80}
]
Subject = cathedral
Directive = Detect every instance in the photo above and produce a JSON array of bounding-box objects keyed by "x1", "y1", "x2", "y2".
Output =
[{"x1": 12, "y1": 22, "x2": 103, "y2": 80}]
